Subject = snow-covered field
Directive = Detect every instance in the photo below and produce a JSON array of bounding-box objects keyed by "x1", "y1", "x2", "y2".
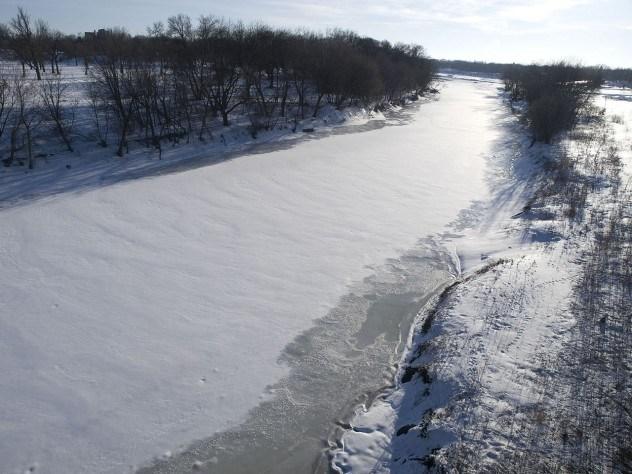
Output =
[{"x1": 0, "y1": 77, "x2": 509, "y2": 473}]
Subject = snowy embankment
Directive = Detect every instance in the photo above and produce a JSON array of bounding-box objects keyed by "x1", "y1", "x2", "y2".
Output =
[
  {"x1": 0, "y1": 77, "x2": 505, "y2": 473},
  {"x1": 0, "y1": 64, "x2": 387, "y2": 207},
  {"x1": 331, "y1": 85, "x2": 632, "y2": 473}
]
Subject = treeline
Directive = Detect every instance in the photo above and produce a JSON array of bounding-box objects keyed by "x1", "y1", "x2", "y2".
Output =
[
  {"x1": 436, "y1": 59, "x2": 632, "y2": 86},
  {"x1": 434, "y1": 59, "x2": 512, "y2": 75},
  {"x1": 503, "y1": 62, "x2": 603, "y2": 143},
  {"x1": 0, "y1": 8, "x2": 433, "y2": 164},
  {"x1": 606, "y1": 68, "x2": 632, "y2": 85},
  {"x1": 433, "y1": 59, "x2": 606, "y2": 143}
]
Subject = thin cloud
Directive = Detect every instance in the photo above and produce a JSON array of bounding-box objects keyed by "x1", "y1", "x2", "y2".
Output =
[
  {"x1": 497, "y1": 0, "x2": 592, "y2": 22},
  {"x1": 366, "y1": 0, "x2": 595, "y2": 30},
  {"x1": 269, "y1": 0, "x2": 595, "y2": 35}
]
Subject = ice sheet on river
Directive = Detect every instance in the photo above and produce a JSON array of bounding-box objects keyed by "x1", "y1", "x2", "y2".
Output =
[{"x1": 0, "y1": 77, "x2": 505, "y2": 473}]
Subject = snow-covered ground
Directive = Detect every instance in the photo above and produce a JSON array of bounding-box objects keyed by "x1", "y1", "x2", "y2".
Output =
[
  {"x1": 0, "y1": 62, "x2": 392, "y2": 207},
  {"x1": 0, "y1": 76, "x2": 509, "y2": 473},
  {"x1": 601, "y1": 85, "x2": 632, "y2": 170},
  {"x1": 331, "y1": 86, "x2": 632, "y2": 473}
]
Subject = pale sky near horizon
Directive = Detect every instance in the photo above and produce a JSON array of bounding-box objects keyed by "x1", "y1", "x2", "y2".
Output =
[{"x1": 1, "y1": 0, "x2": 631, "y2": 68}]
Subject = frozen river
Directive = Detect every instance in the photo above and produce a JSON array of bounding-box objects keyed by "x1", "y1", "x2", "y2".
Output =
[{"x1": 0, "y1": 76, "x2": 507, "y2": 473}]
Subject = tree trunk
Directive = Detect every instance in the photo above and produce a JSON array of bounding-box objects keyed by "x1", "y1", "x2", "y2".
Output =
[
  {"x1": 26, "y1": 125, "x2": 33, "y2": 169},
  {"x1": 57, "y1": 123, "x2": 73, "y2": 152},
  {"x1": 7, "y1": 125, "x2": 19, "y2": 166},
  {"x1": 313, "y1": 93, "x2": 324, "y2": 118},
  {"x1": 280, "y1": 83, "x2": 289, "y2": 118},
  {"x1": 116, "y1": 118, "x2": 129, "y2": 157}
]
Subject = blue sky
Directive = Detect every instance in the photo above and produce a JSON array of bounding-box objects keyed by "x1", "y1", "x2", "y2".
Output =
[{"x1": 1, "y1": 0, "x2": 631, "y2": 67}]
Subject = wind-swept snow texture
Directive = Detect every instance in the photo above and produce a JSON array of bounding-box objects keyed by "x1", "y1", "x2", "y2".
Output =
[{"x1": 0, "y1": 77, "x2": 502, "y2": 473}]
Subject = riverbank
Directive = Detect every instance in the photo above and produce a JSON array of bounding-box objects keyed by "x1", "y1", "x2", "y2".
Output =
[{"x1": 331, "y1": 83, "x2": 632, "y2": 473}]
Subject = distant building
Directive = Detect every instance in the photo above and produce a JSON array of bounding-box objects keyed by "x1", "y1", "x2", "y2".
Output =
[{"x1": 84, "y1": 29, "x2": 109, "y2": 41}]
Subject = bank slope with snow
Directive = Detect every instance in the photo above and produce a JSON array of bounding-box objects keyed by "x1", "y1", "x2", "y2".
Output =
[{"x1": 331, "y1": 86, "x2": 632, "y2": 474}]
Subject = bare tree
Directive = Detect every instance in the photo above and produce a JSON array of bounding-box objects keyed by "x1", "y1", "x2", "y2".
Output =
[
  {"x1": 0, "y1": 73, "x2": 15, "y2": 139},
  {"x1": 44, "y1": 29, "x2": 64, "y2": 75},
  {"x1": 0, "y1": 71, "x2": 16, "y2": 166},
  {"x1": 12, "y1": 75, "x2": 39, "y2": 168},
  {"x1": 167, "y1": 14, "x2": 192, "y2": 41},
  {"x1": 39, "y1": 76, "x2": 75, "y2": 151},
  {"x1": 204, "y1": 21, "x2": 246, "y2": 126},
  {"x1": 147, "y1": 21, "x2": 165, "y2": 38},
  {"x1": 87, "y1": 81, "x2": 111, "y2": 147},
  {"x1": 93, "y1": 60, "x2": 138, "y2": 156},
  {"x1": 10, "y1": 8, "x2": 42, "y2": 80}
]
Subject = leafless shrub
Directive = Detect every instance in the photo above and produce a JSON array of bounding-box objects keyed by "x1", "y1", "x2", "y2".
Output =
[
  {"x1": 610, "y1": 114, "x2": 624, "y2": 124},
  {"x1": 504, "y1": 62, "x2": 603, "y2": 144}
]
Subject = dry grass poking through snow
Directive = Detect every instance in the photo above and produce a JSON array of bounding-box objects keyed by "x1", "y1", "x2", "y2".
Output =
[
  {"x1": 328, "y1": 80, "x2": 632, "y2": 474},
  {"x1": 432, "y1": 111, "x2": 632, "y2": 473}
]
